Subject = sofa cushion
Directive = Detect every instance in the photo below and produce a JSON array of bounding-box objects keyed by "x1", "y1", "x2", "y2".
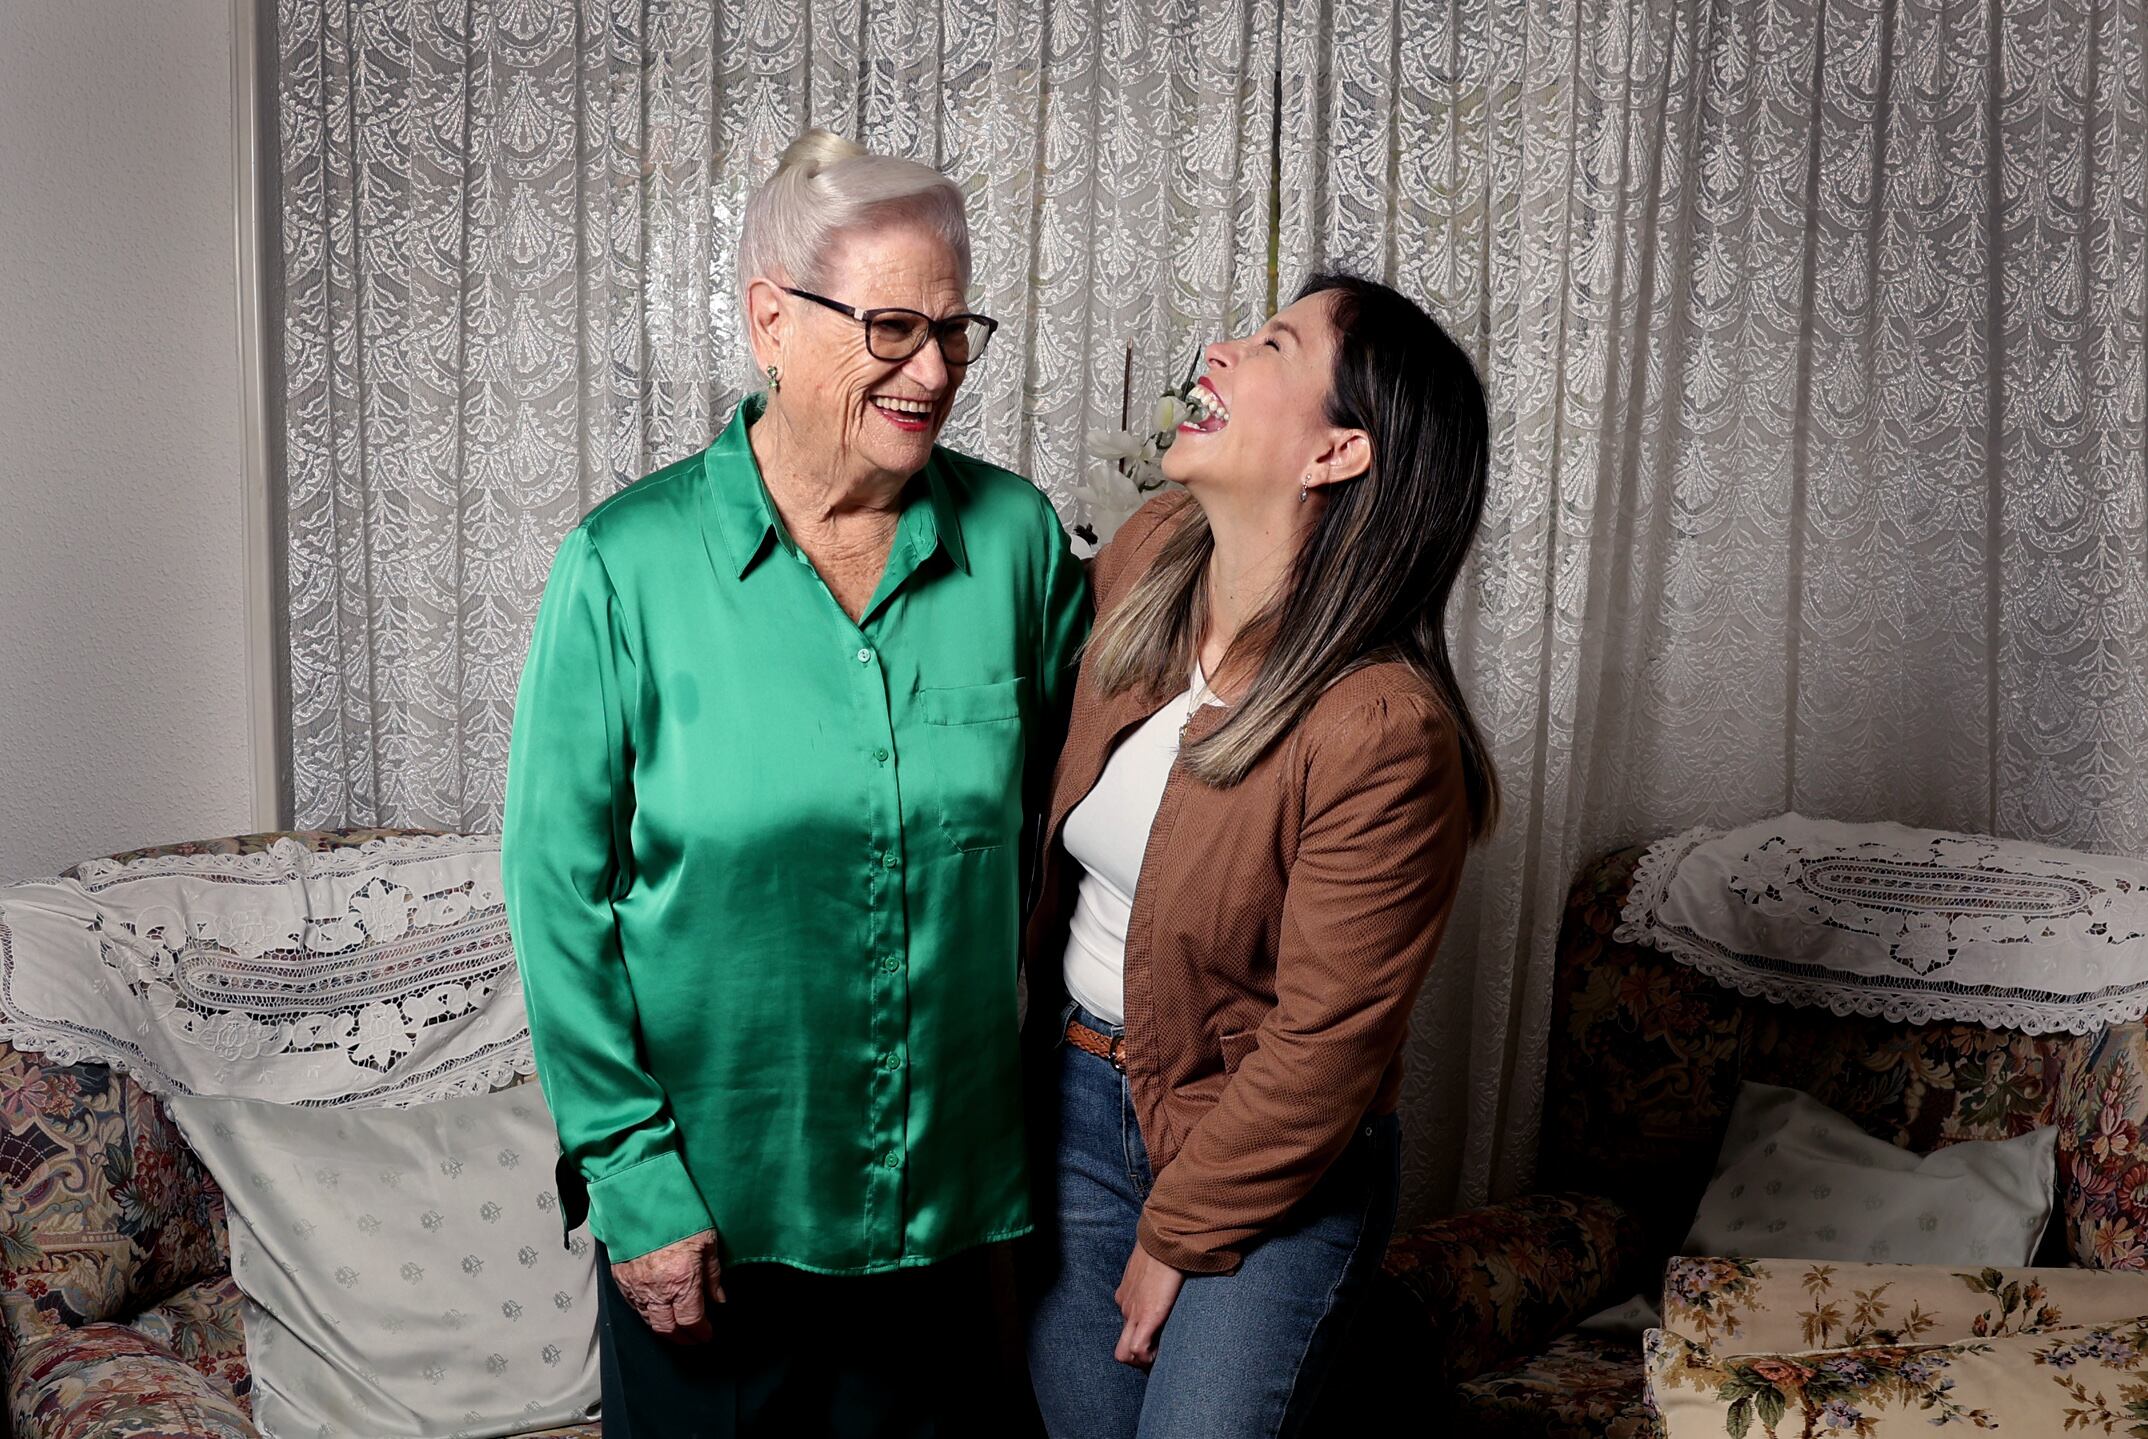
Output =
[
  {"x1": 168, "y1": 1085, "x2": 600, "y2": 1439},
  {"x1": 1684, "y1": 1081, "x2": 2056, "y2": 1267},
  {"x1": 1661, "y1": 1254, "x2": 2148, "y2": 1356},
  {"x1": 1646, "y1": 1318, "x2": 2148, "y2": 1437}
]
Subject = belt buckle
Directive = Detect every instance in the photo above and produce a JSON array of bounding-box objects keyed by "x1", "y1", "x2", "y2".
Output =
[{"x1": 1108, "y1": 1034, "x2": 1127, "y2": 1073}]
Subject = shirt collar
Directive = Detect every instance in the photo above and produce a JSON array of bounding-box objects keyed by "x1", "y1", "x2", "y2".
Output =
[
  {"x1": 915, "y1": 453, "x2": 970, "y2": 575},
  {"x1": 699, "y1": 394, "x2": 969, "y2": 581}
]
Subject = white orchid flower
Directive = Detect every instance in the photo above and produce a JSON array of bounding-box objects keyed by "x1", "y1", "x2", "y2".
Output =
[
  {"x1": 1152, "y1": 394, "x2": 1190, "y2": 437},
  {"x1": 1086, "y1": 427, "x2": 1154, "y2": 466},
  {"x1": 1073, "y1": 470, "x2": 1146, "y2": 549}
]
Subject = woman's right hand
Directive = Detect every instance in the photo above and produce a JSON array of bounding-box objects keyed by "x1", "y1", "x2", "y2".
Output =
[{"x1": 611, "y1": 1228, "x2": 726, "y2": 1343}]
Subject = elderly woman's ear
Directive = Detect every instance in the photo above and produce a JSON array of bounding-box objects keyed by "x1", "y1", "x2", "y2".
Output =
[{"x1": 744, "y1": 276, "x2": 787, "y2": 381}]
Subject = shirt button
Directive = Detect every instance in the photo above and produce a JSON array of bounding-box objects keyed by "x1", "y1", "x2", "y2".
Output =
[
  {"x1": 874, "y1": 747, "x2": 889, "y2": 763},
  {"x1": 882, "y1": 1052, "x2": 902, "y2": 1071},
  {"x1": 883, "y1": 1152, "x2": 903, "y2": 1170},
  {"x1": 856, "y1": 648, "x2": 873, "y2": 664},
  {"x1": 882, "y1": 851, "x2": 899, "y2": 869},
  {"x1": 881, "y1": 955, "x2": 900, "y2": 972}
]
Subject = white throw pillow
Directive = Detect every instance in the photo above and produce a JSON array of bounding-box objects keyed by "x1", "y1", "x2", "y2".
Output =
[
  {"x1": 1683, "y1": 1081, "x2": 2056, "y2": 1267},
  {"x1": 168, "y1": 1086, "x2": 600, "y2": 1439}
]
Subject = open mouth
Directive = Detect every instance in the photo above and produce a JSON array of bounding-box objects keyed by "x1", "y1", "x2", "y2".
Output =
[
  {"x1": 1181, "y1": 378, "x2": 1230, "y2": 435},
  {"x1": 871, "y1": 394, "x2": 937, "y2": 432}
]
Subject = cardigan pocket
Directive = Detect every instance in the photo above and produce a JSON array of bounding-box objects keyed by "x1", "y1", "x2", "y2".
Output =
[
  {"x1": 917, "y1": 676, "x2": 1026, "y2": 850},
  {"x1": 1219, "y1": 1027, "x2": 1260, "y2": 1074}
]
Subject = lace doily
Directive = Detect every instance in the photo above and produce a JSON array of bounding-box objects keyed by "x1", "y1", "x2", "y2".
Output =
[
  {"x1": 0, "y1": 833, "x2": 534, "y2": 1106},
  {"x1": 1615, "y1": 814, "x2": 2148, "y2": 1036}
]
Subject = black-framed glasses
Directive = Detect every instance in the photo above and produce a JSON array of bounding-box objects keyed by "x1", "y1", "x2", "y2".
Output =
[{"x1": 782, "y1": 287, "x2": 998, "y2": 367}]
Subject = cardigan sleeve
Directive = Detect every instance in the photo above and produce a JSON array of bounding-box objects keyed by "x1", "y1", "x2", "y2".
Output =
[
  {"x1": 1134, "y1": 692, "x2": 1470, "y2": 1274},
  {"x1": 501, "y1": 526, "x2": 714, "y2": 1263}
]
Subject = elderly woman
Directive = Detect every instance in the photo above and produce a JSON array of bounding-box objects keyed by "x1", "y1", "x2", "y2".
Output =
[{"x1": 501, "y1": 130, "x2": 1088, "y2": 1438}]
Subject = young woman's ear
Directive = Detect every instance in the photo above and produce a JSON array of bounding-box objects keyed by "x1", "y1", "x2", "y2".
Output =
[{"x1": 1305, "y1": 429, "x2": 1372, "y2": 490}]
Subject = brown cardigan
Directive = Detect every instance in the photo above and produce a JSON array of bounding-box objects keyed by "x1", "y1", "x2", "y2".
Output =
[{"x1": 1023, "y1": 490, "x2": 1472, "y2": 1275}]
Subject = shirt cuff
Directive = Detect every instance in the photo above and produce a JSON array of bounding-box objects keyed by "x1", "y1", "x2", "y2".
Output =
[{"x1": 583, "y1": 1148, "x2": 714, "y2": 1263}]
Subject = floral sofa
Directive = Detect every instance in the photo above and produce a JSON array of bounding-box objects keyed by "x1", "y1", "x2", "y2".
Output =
[
  {"x1": 14, "y1": 833, "x2": 2144, "y2": 1438},
  {"x1": 0, "y1": 829, "x2": 601, "y2": 1439},
  {"x1": 1341, "y1": 843, "x2": 2148, "y2": 1438}
]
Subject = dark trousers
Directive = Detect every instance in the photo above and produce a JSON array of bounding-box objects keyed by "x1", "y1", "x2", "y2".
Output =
[{"x1": 593, "y1": 1241, "x2": 1027, "y2": 1438}]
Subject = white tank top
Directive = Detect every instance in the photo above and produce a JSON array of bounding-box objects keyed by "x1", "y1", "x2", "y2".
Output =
[{"x1": 1059, "y1": 666, "x2": 1221, "y2": 1026}]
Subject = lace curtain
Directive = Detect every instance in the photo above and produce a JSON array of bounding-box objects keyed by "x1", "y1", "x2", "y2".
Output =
[{"x1": 280, "y1": 0, "x2": 2147, "y2": 1218}]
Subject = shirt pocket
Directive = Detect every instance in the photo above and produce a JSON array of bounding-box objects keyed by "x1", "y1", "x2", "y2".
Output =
[{"x1": 915, "y1": 676, "x2": 1026, "y2": 852}]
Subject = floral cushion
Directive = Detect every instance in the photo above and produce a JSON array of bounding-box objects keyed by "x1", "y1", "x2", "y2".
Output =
[
  {"x1": 1646, "y1": 1318, "x2": 2148, "y2": 1437},
  {"x1": 1661, "y1": 1255, "x2": 2148, "y2": 1354}
]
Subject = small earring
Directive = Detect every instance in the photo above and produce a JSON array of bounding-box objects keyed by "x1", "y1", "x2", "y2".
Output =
[
  {"x1": 1299, "y1": 477, "x2": 1312, "y2": 503},
  {"x1": 765, "y1": 364, "x2": 781, "y2": 393}
]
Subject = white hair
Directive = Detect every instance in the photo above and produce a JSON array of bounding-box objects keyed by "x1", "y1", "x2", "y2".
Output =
[{"x1": 736, "y1": 130, "x2": 972, "y2": 311}]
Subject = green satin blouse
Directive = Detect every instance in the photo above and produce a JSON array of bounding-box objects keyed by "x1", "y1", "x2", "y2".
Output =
[{"x1": 501, "y1": 396, "x2": 1088, "y2": 1272}]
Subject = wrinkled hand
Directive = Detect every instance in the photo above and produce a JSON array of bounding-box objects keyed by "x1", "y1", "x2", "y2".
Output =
[
  {"x1": 1113, "y1": 1242, "x2": 1187, "y2": 1369},
  {"x1": 612, "y1": 1228, "x2": 725, "y2": 1344}
]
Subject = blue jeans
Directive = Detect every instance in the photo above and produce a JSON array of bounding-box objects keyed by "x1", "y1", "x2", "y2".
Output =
[{"x1": 1024, "y1": 1004, "x2": 1401, "y2": 1439}]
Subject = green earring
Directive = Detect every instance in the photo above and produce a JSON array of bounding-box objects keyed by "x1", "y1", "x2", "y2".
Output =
[{"x1": 765, "y1": 363, "x2": 781, "y2": 393}]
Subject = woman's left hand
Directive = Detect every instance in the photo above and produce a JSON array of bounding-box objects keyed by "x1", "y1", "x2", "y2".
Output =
[{"x1": 1113, "y1": 1242, "x2": 1187, "y2": 1369}]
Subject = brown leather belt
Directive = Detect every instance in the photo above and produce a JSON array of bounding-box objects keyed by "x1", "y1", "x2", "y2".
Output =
[{"x1": 1065, "y1": 1016, "x2": 1127, "y2": 1072}]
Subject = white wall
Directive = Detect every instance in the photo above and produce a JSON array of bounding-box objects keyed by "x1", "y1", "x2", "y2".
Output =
[{"x1": 0, "y1": 1, "x2": 256, "y2": 881}]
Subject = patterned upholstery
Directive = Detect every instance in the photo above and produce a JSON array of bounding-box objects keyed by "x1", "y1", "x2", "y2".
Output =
[
  {"x1": 1381, "y1": 1192, "x2": 1643, "y2": 1391},
  {"x1": 1455, "y1": 1332, "x2": 1657, "y2": 1439},
  {"x1": 0, "y1": 828, "x2": 605, "y2": 1439},
  {"x1": 1376, "y1": 841, "x2": 2148, "y2": 1438},
  {"x1": 11, "y1": 829, "x2": 2147, "y2": 1437}
]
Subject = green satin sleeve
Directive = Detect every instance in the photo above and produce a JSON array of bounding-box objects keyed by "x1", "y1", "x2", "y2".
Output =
[
  {"x1": 500, "y1": 525, "x2": 713, "y2": 1263},
  {"x1": 1036, "y1": 499, "x2": 1091, "y2": 749}
]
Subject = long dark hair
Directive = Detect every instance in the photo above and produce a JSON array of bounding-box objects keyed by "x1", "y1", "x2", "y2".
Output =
[{"x1": 1084, "y1": 271, "x2": 1500, "y2": 839}]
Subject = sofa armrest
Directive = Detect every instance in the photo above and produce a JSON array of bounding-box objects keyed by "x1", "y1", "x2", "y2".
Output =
[
  {"x1": 7, "y1": 1323, "x2": 256, "y2": 1439},
  {"x1": 1378, "y1": 1190, "x2": 1647, "y2": 1388},
  {"x1": 0, "y1": 1042, "x2": 230, "y2": 1346}
]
